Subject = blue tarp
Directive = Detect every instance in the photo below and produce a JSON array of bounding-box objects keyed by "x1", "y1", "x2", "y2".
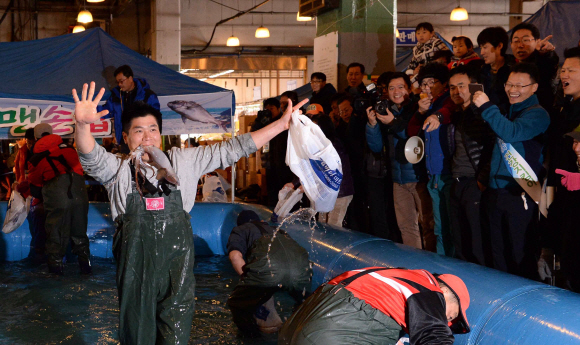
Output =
[{"x1": 0, "y1": 28, "x2": 230, "y2": 102}]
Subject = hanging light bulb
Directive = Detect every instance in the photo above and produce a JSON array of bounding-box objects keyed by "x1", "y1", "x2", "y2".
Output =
[
  {"x1": 396, "y1": 29, "x2": 400, "y2": 38},
  {"x1": 296, "y1": 12, "x2": 312, "y2": 21},
  {"x1": 87, "y1": 0, "x2": 104, "y2": 2},
  {"x1": 450, "y1": 6, "x2": 468, "y2": 21},
  {"x1": 77, "y1": 10, "x2": 93, "y2": 23},
  {"x1": 255, "y1": 26, "x2": 270, "y2": 38},
  {"x1": 227, "y1": 36, "x2": 240, "y2": 47},
  {"x1": 73, "y1": 25, "x2": 86, "y2": 33}
]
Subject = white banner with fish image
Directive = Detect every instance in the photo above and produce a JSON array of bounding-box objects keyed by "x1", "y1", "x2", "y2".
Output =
[{"x1": 160, "y1": 91, "x2": 233, "y2": 134}]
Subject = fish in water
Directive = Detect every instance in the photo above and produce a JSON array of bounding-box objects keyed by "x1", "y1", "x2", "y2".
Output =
[{"x1": 167, "y1": 100, "x2": 228, "y2": 132}]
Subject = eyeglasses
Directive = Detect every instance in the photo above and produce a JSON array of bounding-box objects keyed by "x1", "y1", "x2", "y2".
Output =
[
  {"x1": 504, "y1": 83, "x2": 534, "y2": 90},
  {"x1": 116, "y1": 78, "x2": 128, "y2": 85},
  {"x1": 421, "y1": 80, "x2": 440, "y2": 88},
  {"x1": 310, "y1": 80, "x2": 323, "y2": 84},
  {"x1": 511, "y1": 38, "x2": 535, "y2": 45}
]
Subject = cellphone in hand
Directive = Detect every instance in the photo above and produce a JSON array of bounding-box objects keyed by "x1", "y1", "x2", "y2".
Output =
[{"x1": 468, "y1": 83, "x2": 484, "y2": 95}]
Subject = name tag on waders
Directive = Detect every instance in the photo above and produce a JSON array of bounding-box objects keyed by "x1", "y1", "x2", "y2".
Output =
[{"x1": 145, "y1": 197, "x2": 165, "y2": 211}]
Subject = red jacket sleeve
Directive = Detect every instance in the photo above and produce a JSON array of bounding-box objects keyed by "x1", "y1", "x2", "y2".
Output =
[
  {"x1": 433, "y1": 97, "x2": 455, "y2": 125},
  {"x1": 15, "y1": 146, "x2": 28, "y2": 183}
]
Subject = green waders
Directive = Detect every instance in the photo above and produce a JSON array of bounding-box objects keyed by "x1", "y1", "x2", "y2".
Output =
[
  {"x1": 227, "y1": 223, "x2": 312, "y2": 336},
  {"x1": 43, "y1": 173, "x2": 90, "y2": 272},
  {"x1": 278, "y1": 270, "x2": 403, "y2": 345},
  {"x1": 113, "y1": 188, "x2": 195, "y2": 345}
]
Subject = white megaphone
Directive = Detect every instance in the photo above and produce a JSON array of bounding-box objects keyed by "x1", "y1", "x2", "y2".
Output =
[{"x1": 404, "y1": 136, "x2": 425, "y2": 164}]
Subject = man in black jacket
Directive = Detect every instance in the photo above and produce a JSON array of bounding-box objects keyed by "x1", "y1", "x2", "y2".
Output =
[
  {"x1": 309, "y1": 72, "x2": 337, "y2": 115},
  {"x1": 511, "y1": 22, "x2": 558, "y2": 112},
  {"x1": 477, "y1": 26, "x2": 516, "y2": 115},
  {"x1": 448, "y1": 66, "x2": 495, "y2": 265}
]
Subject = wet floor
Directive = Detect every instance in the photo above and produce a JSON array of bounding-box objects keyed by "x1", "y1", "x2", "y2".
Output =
[{"x1": 0, "y1": 256, "x2": 295, "y2": 345}]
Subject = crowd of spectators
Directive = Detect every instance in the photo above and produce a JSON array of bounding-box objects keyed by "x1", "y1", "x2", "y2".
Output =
[{"x1": 255, "y1": 21, "x2": 580, "y2": 293}]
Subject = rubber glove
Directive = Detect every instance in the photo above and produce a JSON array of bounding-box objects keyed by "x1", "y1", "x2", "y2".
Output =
[{"x1": 555, "y1": 169, "x2": 580, "y2": 191}]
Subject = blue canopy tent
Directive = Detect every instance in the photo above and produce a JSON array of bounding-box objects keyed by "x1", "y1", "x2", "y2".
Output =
[{"x1": 0, "y1": 28, "x2": 234, "y2": 138}]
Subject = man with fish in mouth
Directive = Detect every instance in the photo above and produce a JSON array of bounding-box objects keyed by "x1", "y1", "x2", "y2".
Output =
[{"x1": 72, "y1": 81, "x2": 307, "y2": 345}]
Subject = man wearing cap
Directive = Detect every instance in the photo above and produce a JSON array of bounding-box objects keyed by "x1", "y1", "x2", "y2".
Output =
[
  {"x1": 279, "y1": 267, "x2": 470, "y2": 345},
  {"x1": 226, "y1": 210, "x2": 312, "y2": 336},
  {"x1": 22, "y1": 123, "x2": 91, "y2": 275}
]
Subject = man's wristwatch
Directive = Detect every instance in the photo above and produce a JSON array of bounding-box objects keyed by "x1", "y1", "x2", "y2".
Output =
[{"x1": 436, "y1": 113, "x2": 443, "y2": 123}]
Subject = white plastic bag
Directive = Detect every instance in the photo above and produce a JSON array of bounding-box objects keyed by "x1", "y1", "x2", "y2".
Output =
[
  {"x1": 202, "y1": 175, "x2": 228, "y2": 202},
  {"x1": 286, "y1": 110, "x2": 342, "y2": 212},
  {"x1": 271, "y1": 186, "x2": 303, "y2": 222},
  {"x1": 2, "y1": 190, "x2": 31, "y2": 234}
]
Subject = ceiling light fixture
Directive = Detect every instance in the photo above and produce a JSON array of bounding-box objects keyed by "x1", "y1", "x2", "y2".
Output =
[
  {"x1": 77, "y1": 10, "x2": 93, "y2": 23},
  {"x1": 87, "y1": 0, "x2": 104, "y2": 3},
  {"x1": 450, "y1": 2, "x2": 468, "y2": 21},
  {"x1": 226, "y1": 35, "x2": 239, "y2": 46},
  {"x1": 296, "y1": 12, "x2": 312, "y2": 21},
  {"x1": 208, "y1": 70, "x2": 234, "y2": 78},
  {"x1": 73, "y1": 25, "x2": 86, "y2": 33},
  {"x1": 255, "y1": 26, "x2": 270, "y2": 38}
]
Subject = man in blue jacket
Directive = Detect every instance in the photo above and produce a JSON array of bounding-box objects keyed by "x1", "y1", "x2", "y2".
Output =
[
  {"x1": 98, "y1": 65, "x2": 160, "y2": 147},
  {"x1": 473, "y1": 62, "x2": 550, "y2": 279}
]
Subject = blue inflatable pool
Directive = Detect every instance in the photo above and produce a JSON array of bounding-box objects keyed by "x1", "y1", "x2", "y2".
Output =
[{"x1": 2, "y1": 201, "x2": 580, "y2": 344}]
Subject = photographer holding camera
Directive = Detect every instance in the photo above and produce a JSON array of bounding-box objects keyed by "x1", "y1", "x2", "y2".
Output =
[{"x1": 366, "y1": 72, "x2": 431, "y2": 248}]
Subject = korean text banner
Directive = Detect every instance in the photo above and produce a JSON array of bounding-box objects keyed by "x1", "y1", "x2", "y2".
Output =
[
  {"x1": 0, "y1": 91, "x2": 233, "y2": 139},
  {"x1": 0, "y1": 97, "x2": 111, "y2": 139}
]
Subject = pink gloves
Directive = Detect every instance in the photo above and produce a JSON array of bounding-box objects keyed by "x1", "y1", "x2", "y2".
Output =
[{"x1": 555, "y1": 169, "x2": 580, "y2": 191}]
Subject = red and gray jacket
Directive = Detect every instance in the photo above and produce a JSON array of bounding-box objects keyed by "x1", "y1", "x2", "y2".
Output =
[
  {"x1": 328, "y1": 267, "x2": 465, "y2": 344},
  {"x1": 26, "y1": 134, "x2": 84, "y2": 199}
]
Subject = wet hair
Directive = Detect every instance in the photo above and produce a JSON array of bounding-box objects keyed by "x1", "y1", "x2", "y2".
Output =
[
  {"x1": 477, "y1": 26, "x2": 509, "y2": 56},
  {"x1": 386, "y1": 72, "x2": 412, "y2": 89},
  {"x1": 121, "y1": 101, "x2": 163, "y2": 134},
  {"x1": 263, "y1": 98, "x2": 280, "y2": 109},
  {"x1": 452, "y1": 36, "x2": 474, "y2": 50},
  {"x1": 347, "y1": 62, "x2": 365, "y2": 75},
  {"x1": 564, "y1": 47, "x2": 580, "y2": 61},
  {"x1": 280, "y1": 91, "x2": 299, "y2": 105},
  {"x1": 511, "y1": 62, "x2": 540, "y2": 84},
  {"x1": 315, "y1": 115, "x2": 337, "y2": 141},
  {"x1": 114, "y1": 65, "x2": 134, "y2": 79},
  {"x1": 436, "y1": 278, "x2": 459, "y2": 305},
  {"x1": 432, "y1": 50, "x2": 453, "y2": 64},
  {"x1": 449, "y1": 65, "x2": 479, "y2": 83},
  {"x1": 416, "y1": 22, "x2": 434, "y2": 33},
  {"x1": 418, "y1": 62, "x2": 450, "y2": 84},
  {"x1": 237, "y1": 210, "x2": 260, "y2": 226},
  {"x1": 311, "y1": 72, "x2": 327, "y2": 82},
  {"x1": 511, "y1": 22, "x2": 541, "y2": 41}
]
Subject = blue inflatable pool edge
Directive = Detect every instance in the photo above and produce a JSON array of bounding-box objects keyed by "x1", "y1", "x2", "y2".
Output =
[{"x1": 1, "y1": 201, "x2": 580, "y2": 344}]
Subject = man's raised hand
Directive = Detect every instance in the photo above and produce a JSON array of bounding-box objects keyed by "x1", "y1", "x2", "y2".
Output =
[{"x1": 72, "y1": 82, "x2": 109, "y2": 125}]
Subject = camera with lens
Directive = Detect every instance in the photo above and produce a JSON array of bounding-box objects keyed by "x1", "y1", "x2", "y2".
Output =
[
  {"x1": 254, "y1": 109, "x2": 272, "y2": 129},
  {"x1": 353, "y1": 83, "x2": 389, "y2": 115}
]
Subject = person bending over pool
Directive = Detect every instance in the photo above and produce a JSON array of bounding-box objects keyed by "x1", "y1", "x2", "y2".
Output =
[
  {"x1": 279, "y1": 267, "x2": 470, "y2": 345},
  {"x1": 226, "y1": 210, "x2": 312, "y2": 336},
  {"x1": 72, "y1": 82, "x2": 307, "y2": 345}
]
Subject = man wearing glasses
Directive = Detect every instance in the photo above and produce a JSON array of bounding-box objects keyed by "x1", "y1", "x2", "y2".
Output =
[
  {"x1": 510, "y1": 22, "x2": 558, "y2": 112},
  {"x1": 473, "y1": 62, "x2": 550, "y2": 280},
  {"x1": 309, "y1": 72, "x2": 336, "y2": 115},
  {"x1": 98, "y1": 65, "x2": 160, "y2": 149}
]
